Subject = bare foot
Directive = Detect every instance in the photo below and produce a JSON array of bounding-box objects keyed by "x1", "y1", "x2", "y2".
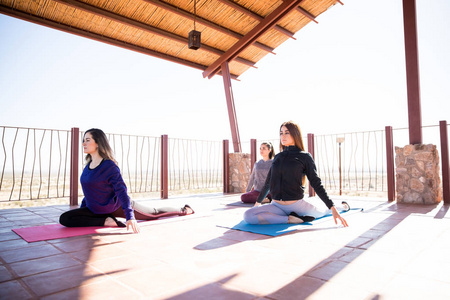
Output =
[
  {"x1": 183, "y1": 205, "x2": 195, "y2": 215},
  {"x1": 288, "y1": 213, "x2": 315, "y2": 224},
  {"x1": 288, "y1": 215, "x2": 304, "y2": 224},
  {"x1": 104, "y1": 217, "x2": 118, "y2": 227},
  {"x1": 261, "y1": 198, "x2": 271, "y2": 204}
]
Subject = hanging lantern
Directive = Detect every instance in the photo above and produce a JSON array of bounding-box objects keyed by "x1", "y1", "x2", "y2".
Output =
[
  {"x1": 188, "y1": 0, "x2": 201, "y2": 50},
  {"x1": 188, "y1": 30, "x2": 201, "y2": 50}
]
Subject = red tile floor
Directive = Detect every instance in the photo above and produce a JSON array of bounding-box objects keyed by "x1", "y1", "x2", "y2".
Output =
[{"x1": 1, "y1": 193, "x2": 450, "y2": 299}]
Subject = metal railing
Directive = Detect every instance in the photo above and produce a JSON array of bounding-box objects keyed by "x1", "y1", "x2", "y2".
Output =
[
  {"x1": 1, "y1": 126, "x2": 223, "y2": 202},
  {"x1": 2, "y1": 123, "x2": 449, "y2": 203},
  {"x1": 168, "y1": 138, "x2": 222, "y2": 192},
  {"x1": 312, "y1": 130, "x2": 387, "y2": 196},
  {"x1": 0, "y1": 126, "x2": 72, "y2": 201},
  {"x1": 106, "y1": 133, "x2": 162, "y2": 195},
  {"x1": 248, "y1": 123, "x2": 450, "y2": 201}
]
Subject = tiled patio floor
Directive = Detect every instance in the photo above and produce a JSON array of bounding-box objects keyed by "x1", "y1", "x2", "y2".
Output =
[{"x1": 1, "y1": 193, "x2": 450, "y2": 299}]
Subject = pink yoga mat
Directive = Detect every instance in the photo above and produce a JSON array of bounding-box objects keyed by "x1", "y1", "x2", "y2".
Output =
[
  {"x1": 12, "y1": 214, "x2": 203, "y2": 242},
  {"x1": 12, "y1": 224, "x2": 122, "y2": 243}
]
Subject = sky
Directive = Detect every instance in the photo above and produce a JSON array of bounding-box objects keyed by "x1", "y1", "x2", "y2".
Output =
[{"x1": 1, "y1": 0, "x2": 450, "y2": 146}]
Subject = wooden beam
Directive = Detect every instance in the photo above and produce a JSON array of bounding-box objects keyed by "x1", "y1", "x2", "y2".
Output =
[
  {"x1": 53, "y1": 0, "x2": 256, "y2": 69},
  {"x1": 144, "y1": 0, "x2": 275, "y2": 54},
  {"x1": 203, "y1": 0, "x2": 304, "y2": 79},
  {"x1": 217, "y1": 0, "x2": 296, "y2": 39},
  {"x1": 402, "y1": 0, "x2": 422, "y2": 144},
  {"x1": 221, "y1": 62, "x2": 241, "y2": 152},
  {"x1": 296, "y1": 6, "x2": 318, "y2": 24},
  {"x1": 0, "y1": 5, "x2": 243, "y2": 79}
]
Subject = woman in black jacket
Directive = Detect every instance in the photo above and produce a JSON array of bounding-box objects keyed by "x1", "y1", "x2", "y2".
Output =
[{"x1": 243, "y1": 121, "x2": 349, "y2": 226}]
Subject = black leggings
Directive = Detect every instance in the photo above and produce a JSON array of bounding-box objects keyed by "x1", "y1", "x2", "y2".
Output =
[{"x1": 59, "y1": 201, "x2": 187, "y2": 227}]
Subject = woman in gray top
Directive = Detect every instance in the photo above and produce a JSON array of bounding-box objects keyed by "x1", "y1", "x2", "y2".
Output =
[{"x1": 241, "y1": 142, "x2": 275, "y2": 203}]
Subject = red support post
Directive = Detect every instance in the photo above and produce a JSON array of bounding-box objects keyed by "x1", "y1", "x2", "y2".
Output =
[
  {"x1": 385, "y1": 126, "x2": 395, "y2": 201},
  {"x1": 250, "y1": 139, "x2": 257, "y2": 171},
  {"x1": 307, "y1": 133, "x2": 315, "y2": 197},
  {"x1": 69, "y1": 127, "x2": 79, "y2": 206},
  {"x1": 402, "y1": 0, "x2": 423, "y2": 145},
  {"x1": 439, "y1": 121, "x2": 450, "y2": 204},
  {"x1": 161, "y1": 134, "x2": 168, "y2": 199},
  {"x1": 223, "y1": 140, "x2": 229, "y2": 193},
  {"x1": 221, "y1": 61, "x2": 242, "y2": 153}
]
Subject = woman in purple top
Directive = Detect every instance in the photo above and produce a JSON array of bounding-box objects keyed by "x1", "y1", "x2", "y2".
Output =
[
  {"x1": 59, "y1": 128, "x2": 194, "y2": 233},
  {"x1": 241, "y1": 142, "x2": 274, "y2": 204}
]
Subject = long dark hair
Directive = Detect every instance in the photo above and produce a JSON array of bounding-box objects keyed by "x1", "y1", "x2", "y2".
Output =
[
  {"x1": 279, "y1": 121, "x2": 306, "y2": 186},
  {"x1": 83, "y1": 128, "x2": 116, "y2": 165},
  {"x1": 261, "y1": 141, "x2": 275, "y2": 159},
  {"x1": 279, "y1": 121, "x2": 305, "y2": 152}
]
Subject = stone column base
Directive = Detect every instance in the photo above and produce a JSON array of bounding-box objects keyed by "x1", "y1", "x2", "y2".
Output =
[
  {"x1": 395, "y1": 144, "x2": 442, "y2": 204},
  {"x1": 228, "y1": 153, "x2": 251, "y2": 193}
]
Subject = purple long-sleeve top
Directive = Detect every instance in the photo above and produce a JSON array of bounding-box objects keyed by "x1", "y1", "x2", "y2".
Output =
[{"x1": 79, "y1": 159, "x2": 135, "y2": 220}]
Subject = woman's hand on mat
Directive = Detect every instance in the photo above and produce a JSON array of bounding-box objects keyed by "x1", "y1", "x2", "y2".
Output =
[
  {"x1": 127, "y1": 219, "x2": 140, "y2": 233},
  {"x1": 253, "y1": 202, "x2": 261, "y2": 207},
  {"x1": 331, "y1": 206, "x2": 348, "y2": 227}
]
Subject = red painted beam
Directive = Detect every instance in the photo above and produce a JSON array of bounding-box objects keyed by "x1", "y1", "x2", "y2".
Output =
[
  {"x1": 217, "y1": 0, "x2": 296, "y2": 39},
  {"x1": 143, "y1": 0, "x2": 275, "y2": 54},
  {"x1": 402, "y1": 0, "x2": 423, "y2": 145},
  {"x1": 221, "y1": 62, "x2": 242, "y2": 153},
  {"x1": 296, "y1": 6, "x2": 318, "y2": 24},
  {"x1": 203, "y1": 0, "x2": 304, "y2": 79}
]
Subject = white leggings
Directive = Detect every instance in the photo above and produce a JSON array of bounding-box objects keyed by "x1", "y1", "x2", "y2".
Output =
[{"x1": 243, "y1": 199, "x2": 334, "y2": 225}]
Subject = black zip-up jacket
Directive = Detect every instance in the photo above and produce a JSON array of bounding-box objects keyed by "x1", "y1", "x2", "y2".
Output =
[{"x1": 256, "y1": 145, "x2": 334, "y2": 209}]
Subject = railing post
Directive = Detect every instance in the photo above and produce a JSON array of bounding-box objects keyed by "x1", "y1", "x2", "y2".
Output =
[
  {"x1": 69, "y1": 127, "x2": 79, "y2": 206},
  {"x1": 307, "y1": 133, "x2": 315, "y2": 197},
  {"x1": 439, "y1": 121, "x2": 450, "y2": 204},
  {"x1": 250, "y1": 139, "x2": 257, "y2": 171},
  {"x1": 223, "y1": 140, "x2": 229, "y2": 194},
  {"x1": 385, "y1": 126, "x2": 395, "y2": 201},
  {"x1": 161, "y1": 134, "x2": 168, "y2": 199}
]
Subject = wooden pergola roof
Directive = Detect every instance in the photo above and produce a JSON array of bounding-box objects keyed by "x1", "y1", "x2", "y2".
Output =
[{"x1": 0, "y1": 0, "x2": 342, "y2": 80}]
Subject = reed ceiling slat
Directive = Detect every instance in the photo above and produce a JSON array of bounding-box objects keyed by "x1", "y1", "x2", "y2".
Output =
[{"x1": 0, "y1": 0, "x2": 340, "y2": 78}]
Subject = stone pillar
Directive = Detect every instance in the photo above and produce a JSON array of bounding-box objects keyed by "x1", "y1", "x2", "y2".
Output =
[
  {"x1": 228, "y1": 153, "x2": 251, "y2": 193},
  {"x1": 395, "y1": 144, "x2": 442, "y2": 204}
]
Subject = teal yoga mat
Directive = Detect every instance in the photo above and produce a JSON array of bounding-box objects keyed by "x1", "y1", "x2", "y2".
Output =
[{"x1": 218, "y1": 208, "x2": 363, "y2": 236}]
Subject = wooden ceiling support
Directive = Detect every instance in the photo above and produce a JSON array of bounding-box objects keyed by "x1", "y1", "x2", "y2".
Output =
[
  {"x1": 217, "y1": 0, "x2": 296, "y2": 40},
  {"x1": 0, "y1": 4, "x2": 237, "y2": 79},
  {"x1": 144, "y1": 0, "x2": 275, "y2": 54},
  {"x1": 402, "y1": 0, "x2": 422, "y2": 144},
  {"x1": 53, "y1": 0, "x2": 256, "y2": 69},
  {"x1": 221, "y1": 61, "x2": 241, "y2": 153},
  {"x1": 203, "y1": 0, "x2": 305, "y2": 79},
  {"x1": 296, "y1": 6, "x2": 318, "y2": 24}
]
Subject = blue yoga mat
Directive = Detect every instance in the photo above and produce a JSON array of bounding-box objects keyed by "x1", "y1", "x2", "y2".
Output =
[{"x1": 218, "y1": 208, "x2": 363, "y2": 236}]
